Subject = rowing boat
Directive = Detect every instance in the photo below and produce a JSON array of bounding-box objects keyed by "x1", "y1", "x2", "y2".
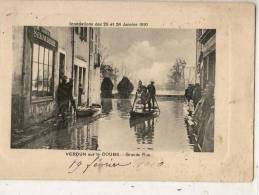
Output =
[
  {"x1": 76, "y1": 104, "x2": 102, "y2": 118},
  {"x1": 129, "y1": 109, "x2": 159, "y2": 118},
  {"x1": 129, "y1": 114, "x2": 157, "y2": 127}
]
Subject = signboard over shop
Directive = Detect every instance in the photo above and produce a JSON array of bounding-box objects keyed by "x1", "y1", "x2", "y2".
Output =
[{"x1": 28, "y1": 26, "x2": 58, "y2": 49}]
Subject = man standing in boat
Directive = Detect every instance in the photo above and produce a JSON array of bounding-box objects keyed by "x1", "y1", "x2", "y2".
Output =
[{"x1": 147, "y1": 81, "x2": 156, "y2": 111}]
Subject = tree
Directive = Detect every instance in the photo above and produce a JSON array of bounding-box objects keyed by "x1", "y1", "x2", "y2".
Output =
[
  {"x1": 168, "y1": 57, "x2": 186, "y2": 90},
  {"x1": 117, "y1": 76, "x2": 134, "y2": 98},
  {"x1": 101, "y1": 77, "x2": 114, "y2": 98},
  {"x1": 99, "y1": 45, "x2": 109, "y2": 67}
]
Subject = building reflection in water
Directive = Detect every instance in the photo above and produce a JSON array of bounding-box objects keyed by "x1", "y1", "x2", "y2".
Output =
[
  {"x1": 70, "y1": 121, "x2": 99, "y2": 150},
  {"x1": 116, "y1": 98, "x2": 132, "y2": 118},
  {"x1": 50, "y1": 118, "x2": 99, "y2": 150},
  {"x1": 129, "y1": 116, "x2": 155, "y2": 150},
  {"x1": 23, "y1": 98, "x2": 192, "y2": 152},
  {"x1": 101, "y1": 98, "x2": 113, "y2": 115}
]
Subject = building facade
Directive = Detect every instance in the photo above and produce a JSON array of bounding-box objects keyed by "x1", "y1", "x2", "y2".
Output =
[
  {"x1": 73, "y1": 27, "x2": 101, "y2": 106},
  {"x1": 12, "y1": 26, "x2": 101, "y2": 130},
  {"x1": 196, "y1": 29, "x2": 216, "y2": 90}
]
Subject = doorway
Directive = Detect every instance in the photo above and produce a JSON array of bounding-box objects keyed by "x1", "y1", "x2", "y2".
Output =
[{"x1": 59, "y1": 53, "x2": 65, "y2": 83}]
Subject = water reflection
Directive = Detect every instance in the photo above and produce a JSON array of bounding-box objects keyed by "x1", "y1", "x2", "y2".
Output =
[
  {"x1": 101, "y1": 98, "x2": 113, "y2": 114},
  {"x1": 24, "y1": 98, "x2": 191, "y2": 152},
  {"x1": 69, "y1": 122, "x2": 98, "y2": 150},
  {"x1": 130, "y1": 116, "x2": 155, "y2": 149},
  {"x1": 117, "y1": 98, "x2": 132, "y2": 118}
]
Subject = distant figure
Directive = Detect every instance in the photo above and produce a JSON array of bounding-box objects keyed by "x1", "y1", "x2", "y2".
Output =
[
  {"x1": 192, "y1": 83, "x2": 202, "y2": 108},
  {"x1": 78, "y1": 83, "x2": 83, "y2": 106},
  {"x1": 134, "y1": 80, "x2": 147, "y2": 111},
  {"x1": 57, "y1": 76, "x2": 69, "y2": 119},
  {"x1": 185, "y1": 84, "x2": 194, "y2": 103},
  {"x1": 147, "y1": 81, "x2": 156, "y2": 111}
]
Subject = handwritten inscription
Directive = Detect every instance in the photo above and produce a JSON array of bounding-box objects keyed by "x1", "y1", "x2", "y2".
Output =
[
  {"x1": 68, "y1": 156, "x2": 131, "y2": 174},
  {"x1": 67, "y1": 156, "x2": 164, "y2": 174}
]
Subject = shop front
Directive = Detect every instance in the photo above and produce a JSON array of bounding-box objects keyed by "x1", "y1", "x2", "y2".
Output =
[{"x1": 12, "y1": 26, "x2": 59, "y2": 129}]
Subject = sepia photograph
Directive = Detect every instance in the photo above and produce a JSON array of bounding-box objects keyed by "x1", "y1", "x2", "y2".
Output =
[
  {"x1": 11, "y1": 26, "x2": 215, "y2": 152},
  {"x1": 0, "y1": 1, "x2": 254, "y2": 182}
]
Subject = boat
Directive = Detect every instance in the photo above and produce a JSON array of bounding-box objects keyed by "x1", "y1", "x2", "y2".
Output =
[
  {"x1": 77, "y1": 108, "x2": 97, "y2": 117},
  {"x1": 129, "y1": 109, "x2": 159, "y2": 118},
  {"x1": 76, "y1": 104, "x2": 102, "y2": 118},
  {"x1": 130, "y1": 98, "x2": 160, "y2": 119},
  {"x1": 129, "y1": 114, "x2": 157, "y2": 127}
]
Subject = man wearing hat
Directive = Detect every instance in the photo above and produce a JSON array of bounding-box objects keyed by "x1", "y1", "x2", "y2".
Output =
[{"x1": 147, "y1": 81, "x2": 156, "y2": 111}]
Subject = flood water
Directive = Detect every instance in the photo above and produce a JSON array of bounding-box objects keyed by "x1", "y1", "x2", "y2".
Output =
[{"x1": 24, "y1": 98, "x2": 192, "y2": 152}]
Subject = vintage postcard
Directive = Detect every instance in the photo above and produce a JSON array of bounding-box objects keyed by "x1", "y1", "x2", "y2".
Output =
[{"x1": 0, "y1": 1, "x2": 255, "y2": 181}]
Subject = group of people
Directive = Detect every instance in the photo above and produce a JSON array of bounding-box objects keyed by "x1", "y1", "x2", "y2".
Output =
[
  {"x1": 57, "y1": 76, "x2": 77, "y2": 118},
  {"x1": 134, "y1": 80, "x2": 157, "y2": 111},
  {"x1": 185, "y1": 83, "x2": 202, "y2": 108}
]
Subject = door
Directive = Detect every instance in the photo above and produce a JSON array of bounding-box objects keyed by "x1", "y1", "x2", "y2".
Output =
[{"x1": 59, "y1": 53, "x2": 65, "y2": 83}]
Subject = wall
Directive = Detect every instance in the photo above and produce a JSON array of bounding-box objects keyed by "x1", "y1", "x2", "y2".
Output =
[
  {"x1": 11, "y1": 27, "x2": 24, "y2": 129},
  {"x1": 89, "y1": 28, "x2": 101, "y2": 105}
]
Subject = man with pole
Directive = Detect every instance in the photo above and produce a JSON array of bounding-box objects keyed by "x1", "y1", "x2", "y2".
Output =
[{"x1": 147, "y1": 81, "x2": 156, "y2": 111}]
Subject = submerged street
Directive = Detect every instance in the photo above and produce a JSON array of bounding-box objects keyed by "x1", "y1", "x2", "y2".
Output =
[
  {"x1": 23, "y1": 98, "x2": 192, "y2": 152},
  {"x1": 11, "y1": 27, "x2": 214, "y2": 153}
]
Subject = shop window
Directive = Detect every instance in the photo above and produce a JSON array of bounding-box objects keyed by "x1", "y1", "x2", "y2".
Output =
[{"x1": 31, "y1": 43, "x2": 54, "y2": 99}]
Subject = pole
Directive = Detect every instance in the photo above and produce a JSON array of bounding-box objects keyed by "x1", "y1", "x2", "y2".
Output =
[
  {"x1": 131, "y1": 94, "x2": 137, "y2": 111},
  {"x1": 154, "y1": 96, "x2": 160, "y2": 112}
]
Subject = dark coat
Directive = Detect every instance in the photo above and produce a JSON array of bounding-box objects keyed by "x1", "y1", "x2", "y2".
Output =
[{"x1": 147, "y1": 84, "x2": 156, "y2": 97}]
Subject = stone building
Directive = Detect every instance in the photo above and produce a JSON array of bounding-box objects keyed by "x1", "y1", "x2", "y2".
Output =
[
  {"x1": 11, "y1": 26, "x2": 101, "y2": 130},
  {"x1": 73, "y1": 27, "x2": 101, "y2": 106},
  {"x1": 189, "y1": 29, "x2": 216, "y2": 152},
  {"x1": 196, "y1": 29, "x2": 216, "y2": 90}
]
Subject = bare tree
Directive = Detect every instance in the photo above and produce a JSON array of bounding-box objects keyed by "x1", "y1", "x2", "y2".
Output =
[
  {"x1": 168, "y1": 57, "x2": 186, "y2": 89},
  {"x1": 99, "y1": 44, "x2": 109, "y2": 66}
]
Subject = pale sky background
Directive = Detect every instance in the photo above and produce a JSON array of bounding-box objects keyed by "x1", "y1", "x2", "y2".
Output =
[{"x1": 100, "y1": 28, "x2": 196, "y2": 87}]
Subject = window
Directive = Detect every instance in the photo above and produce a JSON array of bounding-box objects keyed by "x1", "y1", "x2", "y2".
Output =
[
  {"x1": 31, "y1": 43, "x2": 54, "y2": 99},
  {"x1": 78, "y1": 27, "x2": 87, "y2": 41},
  {"x1": 75, "y1": 27, "x2": 79, "y2": 34},
  {"x1": 59, "y1": 53, "x2": 65, "y2": 83},
  {"x1": 80, "y1": 27, "x2": 84, "y2": 38},
  {"x1": 84, "y1": 27, "x2": 87, "y2": 41},
  {"x1": 90, "y1": 28, "x2": 94, "y2": 40}
]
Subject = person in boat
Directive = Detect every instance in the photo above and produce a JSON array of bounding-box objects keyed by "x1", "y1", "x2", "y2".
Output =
[
  {"x1": 147, "y1": 81, "x2": 156, "y2": 111},
  {"x1": 134, "y1": 80, "x2": 148, "y2": 111}
]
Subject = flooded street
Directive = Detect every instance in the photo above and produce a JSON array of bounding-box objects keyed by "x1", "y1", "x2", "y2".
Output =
[{"x1": 24, "y1": 98, "x2": 192, "y2": 152}]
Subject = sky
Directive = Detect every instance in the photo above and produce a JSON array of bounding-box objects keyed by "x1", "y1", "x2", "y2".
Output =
[{"x1": 100, "y1": 28, "x2": 196, "y2": 87}]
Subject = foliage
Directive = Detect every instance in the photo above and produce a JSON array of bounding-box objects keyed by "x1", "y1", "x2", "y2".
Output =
[
  {"x1": 168, "y1": 57, "x2": 186, "y2": 85},
  {"x1": 117, "y1": 76, "x2": 134, "y2": 98}
]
